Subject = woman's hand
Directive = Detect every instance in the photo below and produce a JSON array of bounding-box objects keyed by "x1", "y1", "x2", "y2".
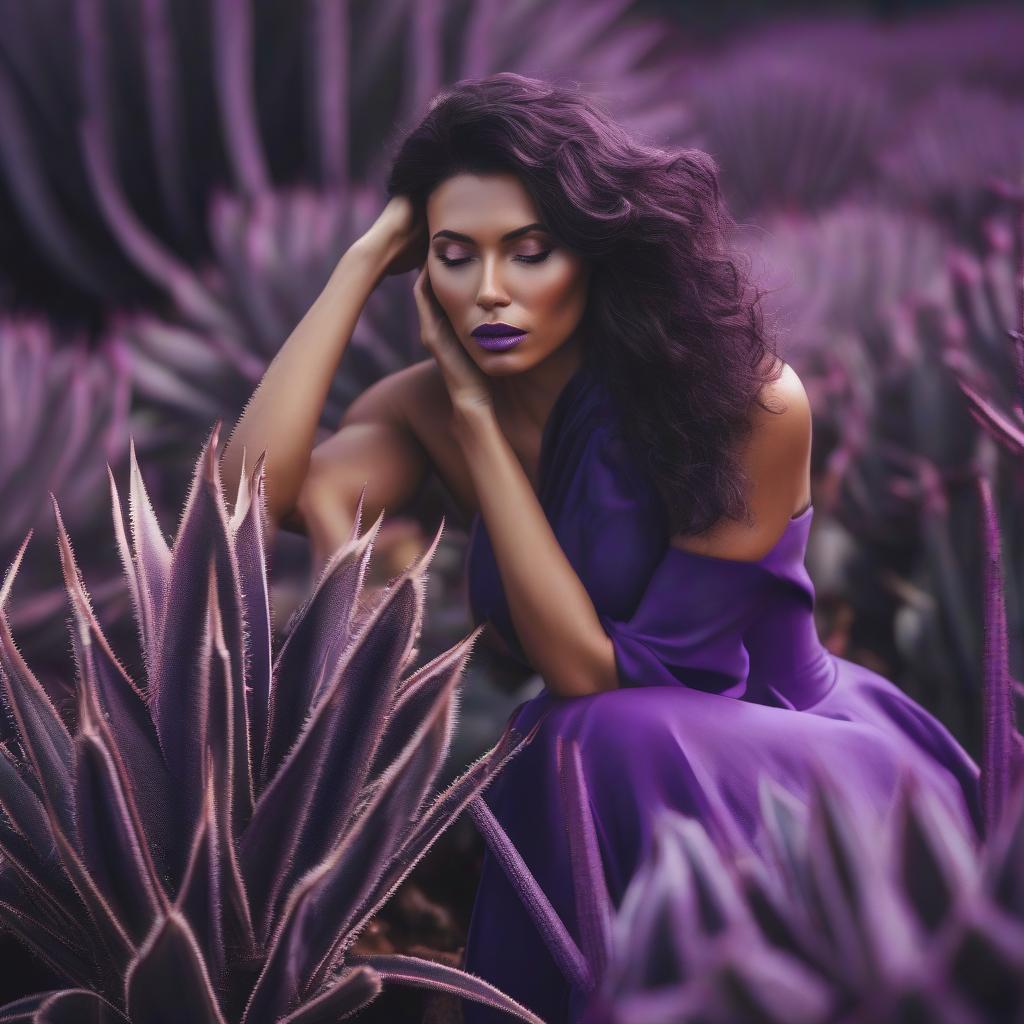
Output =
[
  {"x1": 412, "y1": 264, "x2": 494, "y2": 415},
  {"x1": 357, "y1": 195, "x2": 428, "y2": 278}
]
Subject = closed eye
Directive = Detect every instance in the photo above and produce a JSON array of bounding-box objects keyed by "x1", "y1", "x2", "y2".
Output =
[{"x1": 437, "y1": 250, "x2": 552, "y2": 267}]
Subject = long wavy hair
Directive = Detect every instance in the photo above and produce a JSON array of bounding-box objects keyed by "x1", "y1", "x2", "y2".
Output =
[{"x1": 385, "y1": 72, "x2": 783, "y2": 537}]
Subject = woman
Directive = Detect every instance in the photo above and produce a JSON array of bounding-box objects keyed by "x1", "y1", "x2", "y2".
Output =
[{"x1": 222, "y1": 73, "x2": 981, "y2": 1022}]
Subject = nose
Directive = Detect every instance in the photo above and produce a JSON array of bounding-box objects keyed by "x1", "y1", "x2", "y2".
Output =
[{"x1": 475, "y1": 254, "x2": 510, "y2": 309}]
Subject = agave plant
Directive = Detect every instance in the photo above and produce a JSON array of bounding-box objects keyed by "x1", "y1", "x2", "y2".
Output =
[
  {"x1": 0, "y1": 315, "x2": 135, "y2": 703},
  {"x1": 0, "y1": 421, "x2": 551, "y2": 1022},
  {"x1": 579, "y1": 764, "x2": 1024, "y2": 1024},
  {"x1": 942, "y1": 191, "x2": 1024, "y2": 460},
  {"x1": 684, "y1": 55, "x2": 890, "y2": 219},
  {"x1": 742, "y1": 201, "x2": 950, "y2": 364},
  {"x1": 0, "y1": 0, "x2": 686, "y2": 319},
  {"x1": 879, "y1": 87, "x2": 1024, "y2": 250}
]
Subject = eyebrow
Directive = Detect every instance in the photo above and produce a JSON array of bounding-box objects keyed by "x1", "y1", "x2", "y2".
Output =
[{"x1": 431, "y1": 222, "x2": 549, "y2": 243}]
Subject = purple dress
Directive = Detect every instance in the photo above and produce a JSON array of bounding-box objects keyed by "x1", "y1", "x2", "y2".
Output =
[{"x1": 460, "y1": 360, "x2": 981, "y2": 1024}]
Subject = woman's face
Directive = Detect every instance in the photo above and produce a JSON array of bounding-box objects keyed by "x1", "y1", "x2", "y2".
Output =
[{"x1": 425, "y1": 172, "x2": 591, "y2": 377}]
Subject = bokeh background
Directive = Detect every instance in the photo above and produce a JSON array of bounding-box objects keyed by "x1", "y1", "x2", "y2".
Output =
[{"x1": 1, "y1": 0, "x2": 1022, "y2": 1017}]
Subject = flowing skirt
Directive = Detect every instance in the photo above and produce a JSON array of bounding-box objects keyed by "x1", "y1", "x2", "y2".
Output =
[{"x1": 460, "y1": 655, "x2": 982, "y2": 1024}]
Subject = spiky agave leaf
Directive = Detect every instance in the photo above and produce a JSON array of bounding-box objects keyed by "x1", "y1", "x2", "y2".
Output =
[
  {"x1": 0, "y1": 429, "x2": 552, "y2": 1021},
  {"x1": 975, "y1": 474, "x2": 1024, "y2": 834},
  {"x1": 225, "y1": 448, "x2": 273, "y2": 784},
  {"x1": 242, "y1": 627, "x2": 471, "y2": 1019},
  {"x1": 467, "y1": 789, "x2": 594, "y2": 994},
  {"x1": 151, "y1": 421, "x2": 254, "y2": 876},
  {"x1": 0, "y1": 989, "x2": 125, "y2": 1023},
  {"x1": 275, "y1": 965, "x2": 381, "y2": 1024},
  {"x1": 124, "y1": 910, "x2": 227, "y2": 1024},
  {"x1": 556, "y1": 735, "x2": 614, "y2": 985},
  {"x1": 106, "y1": 436, "x2": 172, "y2": 687},
  {"x1": 70, "y1": 667, "x2": 165, "y2": 946},
  {"x1": 344, "y1": 952, "x2": 545, "y2": 1024}
]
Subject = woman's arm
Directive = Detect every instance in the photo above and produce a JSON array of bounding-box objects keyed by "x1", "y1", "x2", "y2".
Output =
[
  {"x1": 452, "y1": 405, "x2": 618, "y2": 698},
  {"x1": 219, "y1": 197, "x2": 425, "y2": 523},
  {"x1": 219, "y1": 238, "x2": 389, "y2": 522}
]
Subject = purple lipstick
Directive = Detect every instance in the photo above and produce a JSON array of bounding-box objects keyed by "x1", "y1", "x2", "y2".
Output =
[{"x1": 471, "y1": 321, "x2": 528, "y2": 351}]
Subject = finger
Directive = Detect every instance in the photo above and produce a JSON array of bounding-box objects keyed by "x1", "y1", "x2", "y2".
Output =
[
  {"x1": 412, "y1": 281, "x2": 432, "y2": 329},
  {"x1": 411, "y1": 283, "x2": 439, "y2": 346},
  {"x1": 413, "y1": 269, "x2": 443, "y2": 325}
]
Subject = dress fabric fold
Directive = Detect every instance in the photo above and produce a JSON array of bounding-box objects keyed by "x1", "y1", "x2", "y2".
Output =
[{"x1": 461, "y1": 360, "x2": 981, "y2": 1024}]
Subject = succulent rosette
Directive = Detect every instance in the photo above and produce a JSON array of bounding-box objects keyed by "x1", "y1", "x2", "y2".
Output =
[{"x1": 0, "y1": 424, "x2": 549, "y2": 1022}]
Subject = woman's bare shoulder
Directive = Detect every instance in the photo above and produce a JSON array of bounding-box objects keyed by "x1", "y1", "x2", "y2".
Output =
[{"x1": 667, "y1": 359, "x2": 812, "y2": 562}]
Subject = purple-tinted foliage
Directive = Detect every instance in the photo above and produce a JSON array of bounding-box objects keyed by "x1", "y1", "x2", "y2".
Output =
[
  {"x1": 578, "y1": 764, "x2": 1024, "y2": 1024},
  {"x1": 976, "y1": 474, "x2": 1024, "y2": 834},
  {"x1": 116, "y1": 184, "x2": 417, "y2": 478},
  {"x1": 742, "y1": 202, "x2": 949, "y2": 365},
  {"x1": 686, "y1": 56, "x2": 890, "y2": 219},
  {"x1": 1, "y1": 3, "x2": 1023, "y2": 1011},
  {"x1": 739, "y1": 192, "x2": 1024, "y2": 757},
  {"x1": 0, "y1": 317, "x2": 134, "y2": 713},
  {"x1": 715, "y1": 7, "x2": 1024, "y2": 106},
  {"x1": 0, "y1": 0, "x2": 685, "y2": 315},
  {"x1": 880, "y1": 88, "x2": 1024, "y2": 250},
  {"x1": 944, "y1": 190, "x2": 1024, "y2": 457},
  {"x1": 0, "y1": 424, "x2": 552, "y2": 1022}
]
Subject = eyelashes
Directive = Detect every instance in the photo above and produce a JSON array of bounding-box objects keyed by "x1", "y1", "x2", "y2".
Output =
[{"x1": 436, "y1": 250, "x2": 553, "y2": 268}]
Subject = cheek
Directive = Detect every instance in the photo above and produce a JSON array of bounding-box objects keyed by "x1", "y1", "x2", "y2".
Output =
[
  {"x1": 429, "y1": 277, "x2": 468, "y2": 318},
  {"x1": 534, "y1": 264, "x2": 588, "y2": 318}
]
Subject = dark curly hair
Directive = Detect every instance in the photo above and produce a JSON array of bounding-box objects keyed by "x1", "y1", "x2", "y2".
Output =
[{"x1": 385, "y1": 72, "x2": 784, "y2": 537}]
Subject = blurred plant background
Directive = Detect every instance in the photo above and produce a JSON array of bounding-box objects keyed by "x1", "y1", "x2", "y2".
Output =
[{"x1": 0, "y1": 0, "x2": 1022, "y2": 1018}]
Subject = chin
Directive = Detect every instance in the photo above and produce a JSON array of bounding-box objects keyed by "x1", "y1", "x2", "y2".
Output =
[{"x1": 468, "y1": 346, "x2": 529, "y2": 372}]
